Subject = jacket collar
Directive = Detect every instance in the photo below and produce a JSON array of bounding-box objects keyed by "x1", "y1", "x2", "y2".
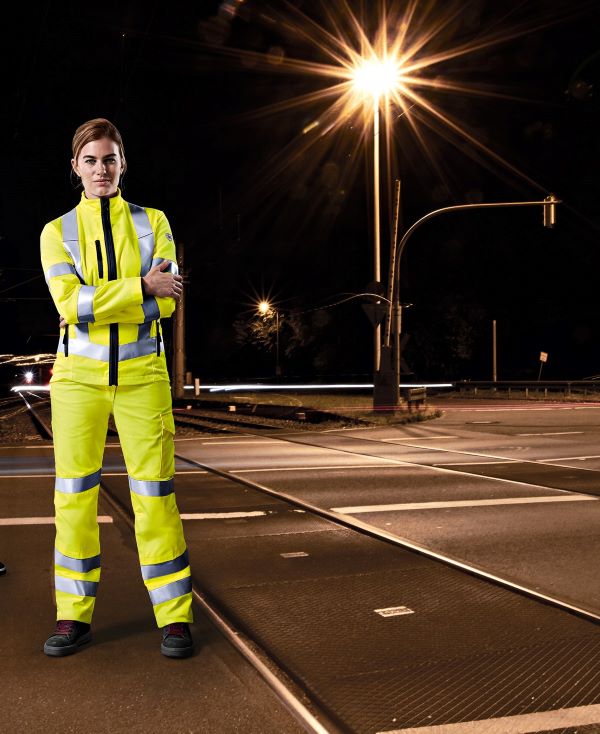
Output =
[{"x1": 78, "y1": 188, "x2": 125, "y2": 212}]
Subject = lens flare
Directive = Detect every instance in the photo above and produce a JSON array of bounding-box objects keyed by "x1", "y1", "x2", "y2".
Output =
[{"x1": 351, "y1": 56, "x2": 402, "y2": 100}]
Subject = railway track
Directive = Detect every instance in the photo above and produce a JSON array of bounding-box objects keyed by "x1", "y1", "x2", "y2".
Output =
[{"x1": 18, "y1": 395, "x2": 600, "y2": 733}]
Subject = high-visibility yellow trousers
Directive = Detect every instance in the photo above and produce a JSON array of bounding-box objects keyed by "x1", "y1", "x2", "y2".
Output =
[{"x1": 50, "y1": 379, "x2": 193, "y2": 627}]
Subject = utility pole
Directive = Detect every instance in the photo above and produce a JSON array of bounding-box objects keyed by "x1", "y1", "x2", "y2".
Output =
[
  {"x1": 492, "y1": 320, "x2": 497, "y2": 384},
  {"x1": 172, "y1": 241, "x2": 186, "y2": 399}
]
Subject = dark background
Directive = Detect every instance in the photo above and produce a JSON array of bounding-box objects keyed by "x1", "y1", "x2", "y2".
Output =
[{"x1": 2, "y1": 0, "x2": 599, "y2": 383}]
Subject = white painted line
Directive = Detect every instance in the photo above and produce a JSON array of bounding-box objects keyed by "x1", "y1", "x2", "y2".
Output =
[
  {"x1": 180, "y1": 511, "x2": 267, "y2": 520},
  {"x1": 0, "y1": 516, "x2": 113, "y2": 525},
  {"x1": 433, "y1": 461, "x2": 515, "y2": 467},
  {"x1": 517, "y1": 431, "x2": 583, "y2": 436},
  {"x1": 0, "y1": 445, "x2": 54, "y2": 450},
  {"x1": 332, "y1": 495, "x2": 595, "y2": 514},
  {"x1": 230, "y1": 464, "x2": 396, "y2": 474},
  {"x1": 539, "y1": 454, "x2": 600, "y2": 462},
  {"x1": 201, "y1": 440, "x2": 282, "y2": 445},
  {"x1": 185, "y1": 434, "x2": 252, "y2": 440},
  {"x1": 374, "y1": 606, "x2": 414, "y2": 617},
  {"x1": 381, "y1": 436, "x2": 458, "y2": 441},
  {"x1": 280, "y1": 551, "x2": 309, "y2": 558},
  {"x1": 378, "y1": 703, "x2": 600, "y2": 734},
  {"x1": 0, "y1": 473, "x2": 56, "y2": 479}
]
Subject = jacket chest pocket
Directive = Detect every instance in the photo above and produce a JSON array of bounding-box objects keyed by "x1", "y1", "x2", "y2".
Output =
[{"x1": 95, "y1": 240, "x2": 104, "y2": 279}]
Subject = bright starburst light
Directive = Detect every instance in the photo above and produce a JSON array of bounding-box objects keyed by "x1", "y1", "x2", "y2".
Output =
[
  {"x1": 351, "y1": 56, "x2": 402, "y2": 100},
  {"x1": 214, "y1": 0, "x2": 572, "y2": 216}
]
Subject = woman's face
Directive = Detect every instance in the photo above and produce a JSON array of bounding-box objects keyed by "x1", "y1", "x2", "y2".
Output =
[{"x1": 72, "y1": 137, "x2": 124, "y2": 199}]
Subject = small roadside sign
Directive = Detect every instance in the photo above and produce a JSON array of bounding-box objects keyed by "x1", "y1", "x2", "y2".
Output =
[{"x1": 540, "y1": 352, "x2": 548, "y2": 363}]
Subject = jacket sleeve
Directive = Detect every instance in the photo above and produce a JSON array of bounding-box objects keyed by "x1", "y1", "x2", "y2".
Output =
[
  {"x1": 41, "y1": 220, "x2": 144, "y2": 324},
  {"x1": 91, "y1": 211, "x2": 178, "y2": 326}
]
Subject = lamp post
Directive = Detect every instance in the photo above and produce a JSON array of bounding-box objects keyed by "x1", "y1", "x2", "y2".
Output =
[
  {"x1": 385, "y1": 194, "x2": 561, "y2": 405},
  {"x1": 258, "y1": 300, "x2": 281, "y2": 377},
  {"x1": 350, "y1": 56, "x2": 401, "y2": 391}
]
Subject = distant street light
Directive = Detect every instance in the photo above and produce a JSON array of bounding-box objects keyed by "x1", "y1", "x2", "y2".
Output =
[
  {"x1": 383, "y1": 194, "x2": 562, "y2": 408},
  {"x1": 257, "y1": 300, "x2": 281, "y2": 377}
]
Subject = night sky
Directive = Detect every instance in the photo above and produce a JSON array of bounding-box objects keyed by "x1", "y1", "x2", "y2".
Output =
[{"x1": 2, "y1": 0, "x2": 599, "y2": 384}]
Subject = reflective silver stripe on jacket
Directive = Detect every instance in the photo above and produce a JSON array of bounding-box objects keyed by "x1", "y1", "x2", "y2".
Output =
[
  {"x1": 54, "y1": 575, "x2": 99, "y2": 597},
  {"x1": 45, "y1": 262, "x2": 77, "y2": 284},
  {"x1": 141, "y1": 297, "x2": 160, "y2": 322},
  {"x1": 77, "y1": 285, "x2": 96, "y2": 323},
  {"x1": 61, "y1": 208, "x2": 83, "y2": 279},
  {"x1": 129, "y1": 203, "x2": 155, "y2": 276},
  {"x1": 141, "y1": 550, "x2": 189, "y2": 581},
  {"x1": 148, "y1": 576, "x2": 192, "y2": 606},
  {"x1": 128, "y1": 477, "x2": 174, "y2": 497},
  {"x1": 55, "y1": 469, "x2": 102, "y2": 494},
  {"x1": 57, "y1": 332, "x2": 162, "y2": 361},
  {"x1": 151, "y1": 257, "x2": 179, "y2": 275},
  {"x1": 55, "y1": 549, "x2": 101, "y2": 573}
]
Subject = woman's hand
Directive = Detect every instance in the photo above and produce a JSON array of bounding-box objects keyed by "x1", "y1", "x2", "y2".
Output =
[
  {"x1": 59, "y1": 317, "x2": 66, "y2": 329},
  {"x1": 142, "y1": 260, "x2": 183, "y2": 300}
]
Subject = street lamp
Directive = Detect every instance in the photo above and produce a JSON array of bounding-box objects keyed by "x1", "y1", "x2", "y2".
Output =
[
  {"x1": 257, "y1": 300, "x2": 281, "y2": 377},
  {"x1": 350, "y1": 54, "x2": 402, "y2": 379}
]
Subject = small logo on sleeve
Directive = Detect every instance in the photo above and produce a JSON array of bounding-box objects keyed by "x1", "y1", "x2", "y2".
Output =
[{"x1": 165, "y1": 233, "x2": 173, "y2": 241}]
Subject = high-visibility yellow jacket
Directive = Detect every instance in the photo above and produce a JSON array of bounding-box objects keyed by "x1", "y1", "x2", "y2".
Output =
[{"x1": 40, "y1": 189, "x2": 178, "y2": 386}]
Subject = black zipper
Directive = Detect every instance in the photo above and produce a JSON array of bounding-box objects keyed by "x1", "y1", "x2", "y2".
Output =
[
  {"x1": 101, "y1": 198, "x2": 119, "y2": 386},
  {"x1": 95, "y1": 240, "x2": 104, "y2": 279}
]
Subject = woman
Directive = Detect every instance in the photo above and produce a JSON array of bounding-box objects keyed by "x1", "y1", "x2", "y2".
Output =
[{"x1": 40, "y1": 118, "x2": 194, "y2": 658}]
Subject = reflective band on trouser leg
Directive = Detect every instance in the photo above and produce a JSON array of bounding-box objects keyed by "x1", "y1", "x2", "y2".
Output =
[
  {"x1": 130, "y1": 491, "x2": 193, "y2": 626},
  {"x1": 50, "y1": 380, "x2": 113, "y2": 624},
  {"x1": 141, "y1": 550, "x2": 192, "y2": 625},
  {"x1": 54, "y1": 479, "x2": 102, "y2": 624},
  {"x1": 147, "y1": 574, "x2": 193, "y2": 628},
  {"x1": 54, "y1": 575, "x2": 99, "y2": 625},
  {"x1": 116, "y1": 381, "x2": 193, "y2": 626}
]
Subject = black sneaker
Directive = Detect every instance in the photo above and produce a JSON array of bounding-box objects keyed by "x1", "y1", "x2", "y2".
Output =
[
  {"x1": 43, "y1": 620, "x2": 92, "y2": 657},
  {"x1": 160, "y1": 623, "x2": 194, "y2": 658}
]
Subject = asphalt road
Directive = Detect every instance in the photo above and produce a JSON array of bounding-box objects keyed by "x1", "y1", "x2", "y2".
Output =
[
  {"x1": 3, "y1": 398, "x2": 600, "y2": 733},
  {"x1": 175, "y1": 399, "x2": 600, "y2": 614},
  {"x1": 0, "y1": 441, "x2": 307, "y2": 734}
]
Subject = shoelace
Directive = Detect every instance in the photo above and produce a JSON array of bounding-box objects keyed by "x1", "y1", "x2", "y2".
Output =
[
  {"x1": 166, "y1": 623, "x2": 186, "y2": 637},
  {"x1": 55, "y1": 620, "x2": 76, "y2": 636}
]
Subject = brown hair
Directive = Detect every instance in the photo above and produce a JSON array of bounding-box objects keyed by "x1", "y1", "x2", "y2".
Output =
[{"x1": 71, "y1": 118, "x2": 127, "y2": 174}]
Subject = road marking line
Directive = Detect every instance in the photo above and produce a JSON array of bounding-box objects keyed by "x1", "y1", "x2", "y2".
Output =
[
  {"x1": 184, "y1": 434, "x2": 252, "y2": 440},
  {"x1": 332, "y1": 495, "x2": 595, "y2": 514},
  {"x1": 381, "y1": 436, "x2": 458, "y2": 441},
  {"x1": 201, "y1": 440, "x2": 283, "y2": 445},
  {"x1": 230, "y1": 464, "x2": 396, "y2": 474},
  {"x1": 538, "y1": 454, "x2": 600, "y2": 461},
  {"x1": 180, "y1": 511, "x2": 267, "y2": 520},
  {"x1": 517, "y1": 431, "x2": 583, "y2": 436},
  {"x1": 433, "y1": 461, "x2": 515, "y2": 466},
  {"x1": 0, "y1": 516, "x2": 113, "y2": 525},
  {"x1": 378, "y1": 703, "x2": 600, "y2": 733},
  {"x1": 378, "y1": 437, "x2": 600, "y2": 475}
]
